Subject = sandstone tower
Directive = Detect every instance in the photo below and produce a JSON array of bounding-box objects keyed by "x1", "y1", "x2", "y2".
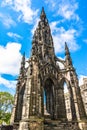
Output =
[{"x1": 10, "y1": 8, "x2": 87, "y2": 130}]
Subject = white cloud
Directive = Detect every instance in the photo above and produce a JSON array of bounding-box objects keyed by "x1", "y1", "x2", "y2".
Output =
[
  {"x1": 0, "y1": 75, "x2": 16, "y2": 89},
  {"x1": 45, "y1": 0, "x2": 79, "y2": 21},
  {"x1": 79, "y1": 75, "x2": 87, "y2": 86},
  {"x1": 0, "y1": 13, "x2": 16, "y2": 28},
  {"x1": 0, "y1": 42, "x2": 22, "y2": 75},
  {"x1": 1, "y1": 0, "x2": 39, "y2": 24},
  {"x1": 58, "y1": 2, "x2": 79, "y2": 21},
  {"x1": 50, "y1": 22, "x2": 79, "y2": 53},
  {"x1": 45, "y1": 0, "x2": 56, "y2": 9},
  {"x1": 13, "y1": 0, "x2": 38, "y2": 24},
  {"x1": 7, "y1": 32, "x2": 22, "y2": 39},
  {"x1": 1, "y1": 0, "x2": 12, "y2": 6}
]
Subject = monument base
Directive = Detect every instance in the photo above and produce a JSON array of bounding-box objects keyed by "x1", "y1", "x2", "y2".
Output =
[
  {"x1": 18, "y1": 117, "x2": 44, "y2": 130},
  {"x1": 44, "y1": 119, "x2": 80, "y2": 130},
  {"x1": 12, "y1": 118, "x2": 87, "y2": 130}
]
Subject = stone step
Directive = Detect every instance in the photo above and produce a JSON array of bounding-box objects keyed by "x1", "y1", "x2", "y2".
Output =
[
  {"x1": 44, "y1": 119, "x2": 80, "y2": 130},
  {"x1": 44, "y1": 125, "x2": 79, "y2": 130}
]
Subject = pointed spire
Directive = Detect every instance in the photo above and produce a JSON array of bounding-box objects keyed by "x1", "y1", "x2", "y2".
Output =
[
  {"x1": 21, "y1": 52, "x2": 25, "y2": 65},
  {"x1": 16, "y1": 53, "x2": 26, "y2": 87},
  {"x1": 65, "y1": 42, "x2": 73, "y2": 67},
  {"x1": 31, "y1": 7, "x2": 54, "y2": 60},
  {"x1": 65, "y1": 42, "x2": 70, "y2": 56},
  {"x1": 19, "y1": 52, "x2": 25, "y2": 78},
  {"x1": 40, "y1": 7, "x2": 46, "y2": 20}
]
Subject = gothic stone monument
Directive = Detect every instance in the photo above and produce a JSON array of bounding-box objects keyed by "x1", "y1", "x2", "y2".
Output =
[{"x1": 10, "y1": 8, "x2": 87, "y2": 130}]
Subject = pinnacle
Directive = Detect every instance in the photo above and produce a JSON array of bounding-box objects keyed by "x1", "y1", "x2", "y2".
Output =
[
  {"x1": 65, "y1": 42, "x2": 73, "y2": 66},
  {"x1": 40, "y1": 7, "x2": 46, "y2": 20},
  {"x1": 22, "y1": 52, "x2": 25, "y2": 60},
  {"x1": 65, "y1": 42, "x2": 70, "y2": 55},
  {"x1": 21, "y1": 52, "x2": 25, "y2": 66},
  {"x1": 65, "y1": 42, "x2": 68, "y2": 50}
]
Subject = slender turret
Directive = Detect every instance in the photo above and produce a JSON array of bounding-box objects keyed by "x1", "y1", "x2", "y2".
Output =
[
  {"x1": 40, "y1": 7, "x2": 46, "y2": 20},
  {"x1": 65, "y1": 42, "x2": 73, "y2": 68},
  {"x1": 19, "y1": 52, "x2": 25, "y2": 79}
]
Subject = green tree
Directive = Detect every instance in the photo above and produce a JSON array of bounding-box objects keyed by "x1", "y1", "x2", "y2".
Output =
[{"x1": 0, "y1": 92, "x2": 14, "y2": 124}]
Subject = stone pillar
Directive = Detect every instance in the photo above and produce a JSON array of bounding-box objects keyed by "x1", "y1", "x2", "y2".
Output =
[
  {"x1": 69, "y1": 87, "x2": 77, "y2": 121},
  {"x1": 57, "y1": 88, "x2": 67, "y2": 120},
  {"x1": 54, "y1": 89, "x2": 58, "y2": 119}
]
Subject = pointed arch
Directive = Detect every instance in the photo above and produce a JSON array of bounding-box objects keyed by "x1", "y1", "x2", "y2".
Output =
[
  {"x1": 60, "y1": 77, "x2": 70, "y2": 90},
  {"x1": 43, "y1": 78, "x2": 55, "y2": 119},
  {"x1": 60, "y1": 77, "x2": 77, "y2": 121}
]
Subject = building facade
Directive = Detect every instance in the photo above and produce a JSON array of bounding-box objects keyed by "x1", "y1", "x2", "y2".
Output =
[
  {"x1": 80, "y1": 78, "x2": 87, "y2": 114},
  {"x1": 10, "y1": 8, "x2": 87, "y2": 130}
]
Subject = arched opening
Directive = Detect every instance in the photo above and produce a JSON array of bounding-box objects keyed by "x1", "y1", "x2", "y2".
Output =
[
  {"x1": 44, "y1": 78, "x2": 54, "y2": 118},
  {"x1": 63, "y1": 82, "x2": 72, "y2": 121},
  {"x1": 59, "y1": 78, "x2": 77, "y2": 121},
  {"x1": 15, "y1": 84, "x2": 25, "y2": 121},
  {"x1": 64, "y1": 82, "x2": 68, "y2": 93}
]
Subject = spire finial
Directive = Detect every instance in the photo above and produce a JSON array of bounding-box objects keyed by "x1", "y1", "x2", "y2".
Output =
[
  {"x1": 21, "y1": 52, "x2": 25, "y2": 65},
  {"x1": 18, "y1": 53, "x2": 26, "y2": 79},
  {"x1": 65, "y1": 42, "x2": 73, "y2": 67},
  {"x1": 23, "y1": 52, "x2": 25, "y2": 57},
  {"x1": 42, "y1": 7, "x2": 44, "y2": 11},
  {"x1": 65, "y1": 42, "x2": 70, "y2": 55},
  {"x1": 40, "y1": 7, "x2": 46, "y2": 20},
  {"x1": 20, "y1": 53, "x2": 25, "y2": 72}
]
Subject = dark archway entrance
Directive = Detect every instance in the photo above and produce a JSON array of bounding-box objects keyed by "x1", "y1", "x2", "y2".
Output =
[{"x1": 44, "y1": 78, "x2": 54, "y2": 119}]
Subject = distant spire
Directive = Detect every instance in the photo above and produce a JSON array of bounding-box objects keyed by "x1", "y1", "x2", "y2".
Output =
[
  {"x1": 16, "y1": 53, "x2": 26, "y2": 87},
  {"x1": 65, "y1": 42, "x2": 70, "y2": 56},
  {"x1": 19, "y1": 52, "x2": 25, "y2": 78},
  {"x1": 22, "y1": 52, "x2": 25, "y2": 64},
  {"x1": 40, "y1": 7, "x2": 46, "y2": 20},
  {"x1": 65, "y1": 42, "x2": 73, "y2": 67}
]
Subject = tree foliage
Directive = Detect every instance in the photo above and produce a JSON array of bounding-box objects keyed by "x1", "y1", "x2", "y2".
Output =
[{"x1": 0, "y1": 92, "x2": 14, "y2": 124}]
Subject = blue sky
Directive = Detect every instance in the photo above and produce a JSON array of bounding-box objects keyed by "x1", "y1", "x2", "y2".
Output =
[{"x1": 0, "y1": 0, "x2": 87, "y2": 95}]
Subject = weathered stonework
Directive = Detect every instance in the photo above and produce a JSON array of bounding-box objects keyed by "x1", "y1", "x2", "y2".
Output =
[
  {"x1": 65, "y1": 78, "x2": 87, "y2": 122},
  {"x1": 10, "y1": 7, "x2": 87, "y2": 130},
  {"x1": 80, "y1": 78, "x2": 87, "y2": 114}
]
